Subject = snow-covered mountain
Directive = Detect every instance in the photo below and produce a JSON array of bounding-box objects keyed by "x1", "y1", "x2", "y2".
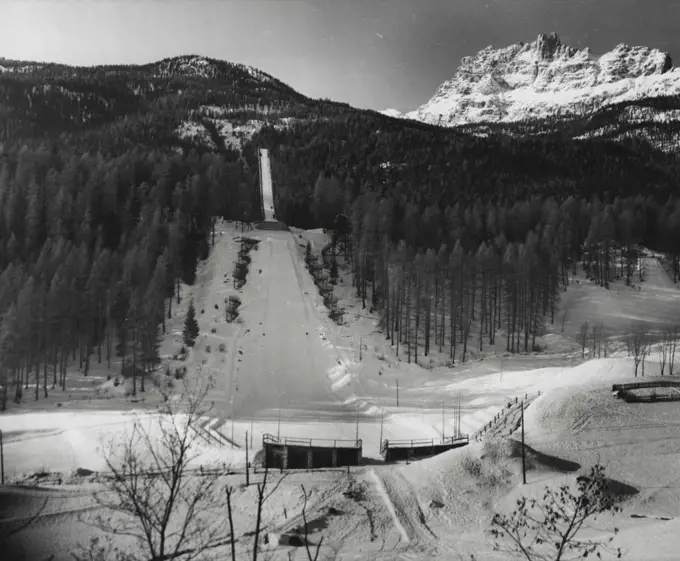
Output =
[
  {"x1": 380, "y1": 108, "x2": 403, "y2": 118},
  {"x1": 397, "y1": 33, "x2": 680, "y2": 127}
]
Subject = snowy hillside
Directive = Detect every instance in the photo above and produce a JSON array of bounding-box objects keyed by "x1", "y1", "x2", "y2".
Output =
[{"x1": 400, "y1": 33, "x2": 680, "y2": 127}]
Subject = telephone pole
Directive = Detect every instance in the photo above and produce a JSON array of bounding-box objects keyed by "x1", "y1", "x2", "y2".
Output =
[
  {"x1": 379, "y1": 408, "x2": 384, "y2": 449},
  {"x1": 521, "y1": 400, "x2": 527, "y2": 485},
  {"x1": 355, "y1": 404, "x2": 360, "y2": 442},
  {"x1": 0, "y1": 429, "x2": 4, "y2": 485},
  {"x1": 277, "y1": 406, "x2": 281, "y2": 439},
  {"x1": 441, "y1": 400, "x2": 445, "y2": 443},
  {"x1": 245, "y1": 431, "x2": 250, "y2": 486}
]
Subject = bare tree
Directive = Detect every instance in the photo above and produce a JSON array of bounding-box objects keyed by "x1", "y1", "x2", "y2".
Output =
[
  {"x1": 488, "y1": 465, "x2": 622, "y2": 561},
  {"x1": 225, "y1": 485, "x2": 237, "y2": 561},
  {"x1": 221, "y1": 463, "x2": 288, "y2": 561},
  {"x1": 590, "y1": 323, "x2": 606, "y2": 358},
  {"x1": 669, "y1": 327, "x2": 679, "y2": 375},
  {"x1": 300, "y1": 485, "x2": 324, "y2": 561},
  {"x1": 658, "y1": 342, "x2": 667, "y2": 376},
  {"x1": 629, "y1": 322, "x2": 649, "y2": 377},
  {"x1": 578, "y1": 321, "x2": 589, "y2": 359},
  {"x1": 77, "y1": 374, "x2": 234, "y2": 561},
  {"x1": 251, "y1": 464, "x2": 288, "y2": 561},
  {"x1": 597, "y1": 323, "x2": 606, "y2": 358}
]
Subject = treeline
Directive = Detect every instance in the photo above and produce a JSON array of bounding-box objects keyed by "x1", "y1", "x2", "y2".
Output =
[
  {"x1": 4, "y1": 55, "x2": 680, "y2": 404},
  {"x1": 0, "y1": 141, "x2": 258, "y2": 410},
  {"x1": 252, "y1": 110, "x2": 680, "y2": 230},
  {"x1": 315, "y1": 179, "x2": 680, "y2": 365}
]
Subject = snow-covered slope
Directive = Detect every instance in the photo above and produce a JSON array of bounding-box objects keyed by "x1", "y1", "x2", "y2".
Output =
[
  {"x1": 380, "y1": 108, "x2": 403, "y2": 118},
  {"x1": 402, "y1": 33, "x2": 680, "y2": 126}
]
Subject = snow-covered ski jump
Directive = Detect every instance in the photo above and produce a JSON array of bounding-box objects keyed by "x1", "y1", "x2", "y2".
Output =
[{"x1": 259, "y1": 148, "x2": 276, "y2": 221}]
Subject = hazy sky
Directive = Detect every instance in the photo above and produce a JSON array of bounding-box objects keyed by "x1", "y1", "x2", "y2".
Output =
[{"x1": 1, "y1": 0, "x2": 679, "y2": 112}]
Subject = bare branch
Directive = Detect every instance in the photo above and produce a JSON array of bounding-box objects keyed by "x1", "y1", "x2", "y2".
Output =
[
  {"x1": 301, "y1": 484, "x2": 323, "y2": 561},
  {"x1": 81, "y1": 373, "x2": 233, "y2": 561},
  {"x1": 490, "y1": 464, "x2": 622, "y2": 561}
]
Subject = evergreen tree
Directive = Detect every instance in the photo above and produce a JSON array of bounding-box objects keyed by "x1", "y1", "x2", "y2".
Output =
[
  {"x1": 0, "y1": 304, "x2": 19, "y2": 411},
  {"x1": 330, "y1": 257, "x2": 338, "y2": 284},
  {"x1": 183, "y1": 299, "x2": 200, "y2": 347}
]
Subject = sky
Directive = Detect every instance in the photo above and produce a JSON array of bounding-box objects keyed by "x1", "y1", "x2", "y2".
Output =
[{"x1": 1, "y1": 0, "x2": 679, "y2": 112}]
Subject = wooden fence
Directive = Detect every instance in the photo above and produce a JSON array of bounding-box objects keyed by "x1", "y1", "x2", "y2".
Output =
[{"x1": 381, "y1": 435, "x2": 469, "y2": 462}]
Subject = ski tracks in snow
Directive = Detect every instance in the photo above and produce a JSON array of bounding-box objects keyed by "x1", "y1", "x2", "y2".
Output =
[
  {"x1": 369, "y1": 469, "x2": 410, "y2": 545},
  {"x1": 368, "y1": 468, "x2": 458, "y2": 559}
]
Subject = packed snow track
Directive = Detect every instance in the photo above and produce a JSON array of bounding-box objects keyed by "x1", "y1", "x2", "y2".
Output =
[{"x1": 223, "y1": 229, "x2": 358, "y2": 426}]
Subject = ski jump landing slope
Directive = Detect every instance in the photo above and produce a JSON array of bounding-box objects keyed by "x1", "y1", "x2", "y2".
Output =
[
  {"x1": 259, "y1": 148, "x2": 275, "y2": 221},
  {"x1": 224, "y1": 229, "x2": 359, "y2": 432}
]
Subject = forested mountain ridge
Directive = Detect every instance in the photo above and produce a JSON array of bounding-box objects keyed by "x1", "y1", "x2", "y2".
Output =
[
  {"x1": 2, "y1": 53, "x2": 680, "y2": 411},
  {"x1": 0, "y1": 54, "x2": 307, "y2": 144}
]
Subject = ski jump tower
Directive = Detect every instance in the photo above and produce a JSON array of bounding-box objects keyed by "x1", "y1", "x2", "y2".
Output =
[{"x1": 257, "y1": 148, "x2": 288, "y2": 230}]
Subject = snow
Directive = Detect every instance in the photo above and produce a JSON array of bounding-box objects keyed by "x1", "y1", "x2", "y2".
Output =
[
  {"x1": 207, "y1": 118, "x2": 266, "y2": 149},
  {"x1": 0, "y1": 410, "x2": 245, "y2": 478},
  {"x1": 405, "y1": 34, "x2": 680, "y2": 127},
  {"x1": 174, "y1": 120, "x2": 216, "y2": 148},
  {"x1": 259, "y1": 148, "x2": 275, "y2": 220},
  {"x1": 379, "y1": 108, "x2": 403, "y2": 118},
  {"x1": 368, "y1": 469, "x2": 410, "y2": 543},
  {"x1": 5, "y1": 226, "x2": 680, "y2": 559}
]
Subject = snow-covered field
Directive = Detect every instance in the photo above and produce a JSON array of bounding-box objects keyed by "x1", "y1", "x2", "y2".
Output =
[{"x1": 4, "y1": 212, "x2": 680, "y2": 559}]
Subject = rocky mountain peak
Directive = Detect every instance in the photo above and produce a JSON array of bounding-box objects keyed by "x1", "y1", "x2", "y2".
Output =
[
  {"x1": 400, "y1": 33, "x2": 679, "y2": 126},
  {"x1": 535, "y1": 32, "x2": 565, "y2": 60}
]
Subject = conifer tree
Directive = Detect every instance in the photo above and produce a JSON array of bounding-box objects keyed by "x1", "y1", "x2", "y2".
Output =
[
  {"x1": 330, "y1": 257, "x2": 338, "y2": 284},
  {"x1": 183, "y1": 299, "x2": 200, "y2": 347}
]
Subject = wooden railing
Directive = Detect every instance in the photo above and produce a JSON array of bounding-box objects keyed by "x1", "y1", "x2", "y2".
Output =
[
  {"x1": 381, "y1": 435, "x2": 469, "y2": 456},
  {"x1": 262, "y1": 433, "x2": 362, "y2": 449}
]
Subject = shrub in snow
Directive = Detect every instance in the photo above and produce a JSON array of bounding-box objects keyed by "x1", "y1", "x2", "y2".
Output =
[
  {"x1": 219, "y1": 343, "x2": 226, "y2": 352},
  {"x1": 205, "y1": 345, "x2": 211, "y2": 353},
  {"x1": 488, "y1": 464, "x2": 623, "y2": 561},
  {"x1": 461, "y1": 455, "x2": 483, "y2": 477}
]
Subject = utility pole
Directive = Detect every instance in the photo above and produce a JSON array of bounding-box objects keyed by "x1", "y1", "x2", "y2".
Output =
[
  {"x1": 441, "y1": 400, "x2": 445, "y2": 443},
  {"x1": 379, "y1": 408, "x2": 384, "y2": 450},
  {"x1": 355, "y1": 404, "x2": 360, "y2": 442},
  {"x1": 396, "y1": 379, "x2": 399, "y2": 407},
  {"x1": 245, "y1": 431, "x2": 250, "y2": 486},
  {"x1": 0, "y1": 429, "x2": 4, "y2": 485},
  {"x1": 521, "y1": 400, "x2": 527, "y2": 485},
  {"x1": 250, "y1": 419, "x2": 254, "y2": 449},
  {"x1": 277, "y1": 406, "x2": 281, "y2": 440}
]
